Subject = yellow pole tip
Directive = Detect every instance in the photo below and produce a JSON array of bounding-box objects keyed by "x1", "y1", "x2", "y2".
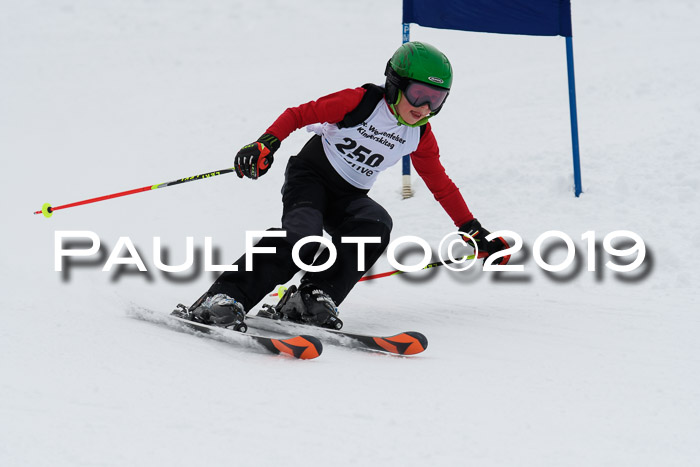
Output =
[{"x1": 42, "y1": 203, "x2": 53, "y2": 218}]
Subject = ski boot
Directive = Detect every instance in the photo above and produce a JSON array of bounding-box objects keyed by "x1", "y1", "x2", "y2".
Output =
[
  {"x1": 268, "y1": 284, "x2": 343, "y2": 330},
  {"x1": 173, "y1": 293, "x2": 247, "y2": 333}
]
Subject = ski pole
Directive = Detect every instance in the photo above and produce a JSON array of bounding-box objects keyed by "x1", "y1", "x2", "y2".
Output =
[
  {"x1": 358, "y1": 251, "x2": 488, "y2": 282},
  {"x1": 34, "y1": 167, "x2": 236, "y2": 218},
  {"x1": 268, "y1": 251, "x2": 488, "y2": 297}
]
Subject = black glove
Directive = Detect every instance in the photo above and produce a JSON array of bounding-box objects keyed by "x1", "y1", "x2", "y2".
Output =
[
  {"x1": 234, "y1": 133, "x2": 281, "y2": 179},
  {"x1": 459, "y1": 218, "x2": 511, "y2": 265}
]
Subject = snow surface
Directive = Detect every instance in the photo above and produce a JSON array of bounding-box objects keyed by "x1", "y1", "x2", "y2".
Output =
[{"x1": 2, "y1": 0, "x2": 699, "y2": 465}]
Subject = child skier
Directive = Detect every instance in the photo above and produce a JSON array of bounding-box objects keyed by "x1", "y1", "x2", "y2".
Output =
[{"x1": 184, "y1": 41, "x2": 510, "y2": 331}]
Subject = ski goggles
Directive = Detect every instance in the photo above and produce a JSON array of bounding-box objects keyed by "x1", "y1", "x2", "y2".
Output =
[{"x1": 403, "y1": 80, "x2": 449, "y2": 112}]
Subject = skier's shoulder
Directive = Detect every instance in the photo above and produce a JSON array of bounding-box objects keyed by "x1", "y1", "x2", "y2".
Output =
[
  {"x1": 336, "y1": 83, "x2": 385, "y2": 129},
  {"x1": 420, "y1": 121, "x2": 432, "y2": 139},
  {"x1": 413, "y1": 122, "x2": 438, "y2": 158}
]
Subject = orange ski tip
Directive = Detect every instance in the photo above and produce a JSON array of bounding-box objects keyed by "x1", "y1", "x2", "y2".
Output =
[
  {"x1": 271, "y1": 335, "x2": 323, "y2": 360},
  {"x1": 373, "y1": 332, "x2": 428, "y2": 355}
]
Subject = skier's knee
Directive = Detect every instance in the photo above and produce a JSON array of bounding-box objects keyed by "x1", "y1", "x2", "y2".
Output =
[
  {"x1": 349, "y1": 199, "x2": 393, "y2": 233},
  {"x1": 281, "y1": 207, "x2": 324, "y2": 244}
]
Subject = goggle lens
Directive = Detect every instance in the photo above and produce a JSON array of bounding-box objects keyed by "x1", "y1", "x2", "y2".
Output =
[{"x1": 404, "y1": 81, "x2": 449, "y2": 112}]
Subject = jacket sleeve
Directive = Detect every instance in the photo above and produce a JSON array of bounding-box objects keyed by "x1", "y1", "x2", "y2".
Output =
[
  {"x1": 410, "y1": 123, "x2": 474, "y2": 227},
  {"x1": 264, "y1": 87, "x2": 367, "y2": 141}
]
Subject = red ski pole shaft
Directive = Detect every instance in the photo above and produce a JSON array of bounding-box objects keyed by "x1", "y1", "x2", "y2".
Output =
[{"x1": 34, "y1": 167, "x2": 235, "y2": 218}]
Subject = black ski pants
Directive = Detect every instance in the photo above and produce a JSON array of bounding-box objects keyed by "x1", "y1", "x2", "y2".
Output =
[{"x1": 208, "y1": 135, "x2": 392, "y2": 311}]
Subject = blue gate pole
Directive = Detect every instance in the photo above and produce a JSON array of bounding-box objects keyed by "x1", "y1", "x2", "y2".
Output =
[
  {"x1": 566, "y1": 36, "x2": 583, "y2": 197},
  {"x1": 401, "y1": 23, "x2": 413, "y2": 199},
  {"x1": 402, "y1": 22, "x2": 410, "y2": 46}
]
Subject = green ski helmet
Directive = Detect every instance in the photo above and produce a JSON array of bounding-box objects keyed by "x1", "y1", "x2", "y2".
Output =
[{"x1": 384, "y1": 41, "x2": 452, "y2": 126}]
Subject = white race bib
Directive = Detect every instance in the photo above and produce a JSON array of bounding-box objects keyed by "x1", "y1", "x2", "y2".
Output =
[{"x1": 310, "y1": 100, "x2": 421, "y2": 189}]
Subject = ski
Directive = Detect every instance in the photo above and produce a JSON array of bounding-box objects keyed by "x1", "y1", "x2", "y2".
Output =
[
  {"x1": 170, "y1": 315, "x2": 323, "y2": 360},
  {"x1": 131, "y1": 306, "x2": 323, "y2": 360},
  {"x1": 247, "y1": 311, "x2": 428, "y2": 356}
]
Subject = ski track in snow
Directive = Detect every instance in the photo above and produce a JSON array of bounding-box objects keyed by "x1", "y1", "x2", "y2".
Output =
[{"x1": 2, "y1": 0, "x2": 699, "y2": 465}]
